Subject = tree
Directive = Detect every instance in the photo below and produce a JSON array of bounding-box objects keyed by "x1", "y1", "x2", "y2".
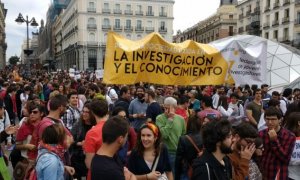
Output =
[{"x1": 9, "y1": 56, "x2": 20, "y2": 65}]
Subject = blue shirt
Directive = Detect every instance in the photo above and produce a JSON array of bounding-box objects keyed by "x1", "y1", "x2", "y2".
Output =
[
  {"x1": 36, "y1": 148, "x2": 64, "y2": 180},
  {"x1": 128, "y1": 98, "x2": 148, "y2": 130}
]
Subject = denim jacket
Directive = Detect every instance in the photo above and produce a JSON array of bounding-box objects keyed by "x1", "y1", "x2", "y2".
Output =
[{"x1": 36, "y1": 148, "x2": 64, "y2": 180}]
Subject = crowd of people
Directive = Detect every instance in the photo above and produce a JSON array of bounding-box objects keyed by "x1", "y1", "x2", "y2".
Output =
[{"x1": 0, "y1": 67, "x2": 300, "y2": 180}]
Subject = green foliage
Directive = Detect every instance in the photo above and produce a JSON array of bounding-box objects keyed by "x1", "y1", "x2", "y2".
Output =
[{"x1": 9, "y1": 56, "x2": 20, "y2": 65}]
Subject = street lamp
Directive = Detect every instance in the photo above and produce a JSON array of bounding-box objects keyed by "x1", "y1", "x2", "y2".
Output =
[
  {"x1": 15, "y1": 13, "x2": 38, "y2": 66},
  {"x1": 83, "y1": 50, "x2": 85, "y2": 71}
]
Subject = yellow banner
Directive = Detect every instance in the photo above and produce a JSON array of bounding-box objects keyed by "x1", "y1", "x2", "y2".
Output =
[{"x1": 103, "y1": 32, "x2": 229, "y2": 85}]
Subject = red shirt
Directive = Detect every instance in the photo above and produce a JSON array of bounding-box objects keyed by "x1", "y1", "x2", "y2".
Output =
[
  {"x1": 83, "y1": 120, "x2": 106, "y2": 180},
  {"x1": 16, "y1": 121, "x2": 36, "y2": 160},
  {"x1": 175, "y1": 107, "x2": 188, "y2": 124}
]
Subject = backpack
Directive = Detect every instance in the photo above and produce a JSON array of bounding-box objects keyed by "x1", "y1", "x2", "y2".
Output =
[
  {"x1": 25, "y1": 152, "x2": 52, "y2": 180},
  {"x1": 185, "y1": 135, "x2": 203, "y2": 179}
]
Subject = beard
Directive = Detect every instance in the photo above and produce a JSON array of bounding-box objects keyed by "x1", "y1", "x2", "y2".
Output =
[{"x1": 220, "y1": 141, "x2": 233, "y2": 154}]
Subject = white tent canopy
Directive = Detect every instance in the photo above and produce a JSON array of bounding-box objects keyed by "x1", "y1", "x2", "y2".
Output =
[{"x1": 210, "y1": 35, "x2": 300, "y2": 89}]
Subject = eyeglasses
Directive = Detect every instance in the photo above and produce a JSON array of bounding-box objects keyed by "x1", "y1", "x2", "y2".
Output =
[
  {"x1": 30, "y1": 110, "x2": 39, "y2": 114},
  {"x1": 82, "y1": 110, "x2": 90, "y2": 114}
]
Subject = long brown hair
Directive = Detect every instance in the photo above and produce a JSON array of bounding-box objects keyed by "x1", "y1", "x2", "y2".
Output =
[
  {"x1": 135, "y1": 122, "x2": 162, "y2": 156},
  {"x1": 285, "y1": 112, "x2": 300, "y2": 136},
  {"x1": 81, "y1": 103, "x2": 96, "y2": 126}
]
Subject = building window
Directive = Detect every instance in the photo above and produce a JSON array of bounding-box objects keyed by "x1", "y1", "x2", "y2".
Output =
[
  {"x1": 284, "y1": 28, "x2": 289, "y2": 40},
  {"x1": 89, "y1": 1, "x2": 95, "y2": 8},
  {"x1": 160, "y1": 21, "x2": 165, "y2": 30},
  {"x1": 229, "y1": 14, "x2": 233, "y2": 19},
  {"x1": 89, "y1": 33, "x2": 95, "y2": 41},
  {"x1": 126, "y1": 19, "x2": 131, "y2": 28},
  {"x1": 137, "y1": 20, "x2": 142, "y2": 28},
  {"x1": 126, "y1": 4, "x2": 131, "y2": 10},
  {"x1": 147, "y1": 6, "x2": 153, "y2": 15},
  {"x1": 265, "y1": 32, "x2": 269, "y2": 39},
  {"x1": 104, "y1": 3, "x2": 109, "y2": 9},
  {"x1": 88, "y1": 17, "x2": 96, "y2": 24},
  {"x1": 115, "y1": 19, "x2": 120, "y2": 28},
  {"x1": 104, "y1": 18, "x2": 110, "y2": 26},
  {"x1": 274, "y1": 30, "x2": 278, "y2": 40},
  {"x1": 88, "y1": 49, "x2": 97, "y2": 69},
  {"x1": 275, "y1": 12, "x2": 279, "y2": 21},
  {"x1": 229, "y1": 26, "x2": 234, "y2": 36},
  {"x1": 284, "y1": 8, "x2": 289, "y2": 18}
]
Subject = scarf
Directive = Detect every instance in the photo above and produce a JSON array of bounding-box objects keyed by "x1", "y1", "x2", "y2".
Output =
[{"x1": 39, "y1": 141, "x2": 65, "y2": 162}]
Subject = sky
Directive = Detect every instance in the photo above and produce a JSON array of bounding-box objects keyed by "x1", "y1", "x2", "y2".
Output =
[{"x1": 2, "y1": 0, "x2": 220, "y2": 61}]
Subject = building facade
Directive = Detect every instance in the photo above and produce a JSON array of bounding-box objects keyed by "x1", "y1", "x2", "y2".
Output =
[
  {"x1": 173, "y1": 2, "x2": 238, "y2": 43},
  {"x1": 0, "y1": 1, "x2": 6, "y2": 68},
  {"x1": 236, "y1": 0, "x2": 261, "y2": 36},
  {"x1": 53, "y1": 0, "x2": 174, "y2": 71}
]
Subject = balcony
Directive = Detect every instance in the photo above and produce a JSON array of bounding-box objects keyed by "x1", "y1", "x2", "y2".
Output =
[
  {"x1": 87, "y1": 24, "x2": 97, "y2": 29},
  {"x1": 124, "y1": 26, "x2": 133, "y2": 31},
  {"x1": 113, "y1": 25, "x2": 123, "y2": 31},
  {"x1": 246, "y1": 10, "x2": 251, "y2": 16},
  {"x1": 239, "y1": 14, "x2": 243, "y2": 19},
  {"x1": 135, "y1": 26, "x2": 144, "y2": 32},
  {"x1": 238, "y1": 27, "x2": 244, "y2": 33},
  {"x1": 87, "y1": 7, "x2": 96, "y2": 13},
  {"x1": 159, "y1": 12, "x2": 167, "y2": 17},
  {"x1": 283, "y1": 0, "x2": 290, "y2": 6},
  {"x1": 254, "y1": 7, "x2": 260, "y2": 13},
  {"x1": 295, "y1": 19, "x2": 300, "y2": 26},
  {"x1": 264, "y1": 6, "x2": 270, "y2": 12},
  {"x1": 273, "y1": 2, "x2": 280, "y2": 9},
  {"x1": 263, "y1": 22, "x2": 270, "y2": 29},
  {"x1": 159, "y1": 28, "x2": 167, "y2": 33},
  {"x1": 102, "y1": 25, "x2": 111, "y2": 30},
  {"x1": 146, "y1": 11, "x2": 154, "y2": 16},
  {"x1": 251, "y1": 20, "x2": 260, "y2": 28},
  {"x1": 113, "y1": 9, "x2": 122, "y2": 14},
  {"x1": 246, "y1": 25, "x2": 251, "y2": 31},
  {"x1": 272, "y1": 20, "x2": 279, "y2": 26},
  {"x1": 102, "y1": 9, "x2": 111, "y2": 14},
  {"x1": 296, "y1": 0, "x2": 300, "y2": 6},
  {"x1": 145, "y1": 27, "x2": 154, "y2": 32},
  {"x1": 135, "y1": 11, "x2": 143, "y2": 16},
  {"x1": 282, "y1": 17, "x2": 290, "y2": 24},
  {"x1": 87, "y1": 41, "x2": 98, "y2": 46},
  {"x1": 124, "y1": 10, "x2": 133, "y2": 15}
]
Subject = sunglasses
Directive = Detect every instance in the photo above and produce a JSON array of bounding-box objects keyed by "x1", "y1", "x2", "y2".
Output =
[{"x1": 30, "y1": 110, "x2": 39, "y2": 114}]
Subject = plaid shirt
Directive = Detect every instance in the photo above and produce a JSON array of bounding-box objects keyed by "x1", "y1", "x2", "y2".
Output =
[
  {"x1": 259, "y1": 128, "x2": 295, "y2": 180},
  {"x1": 62, "y1": 106, "x2": 80, "y2": 131}
]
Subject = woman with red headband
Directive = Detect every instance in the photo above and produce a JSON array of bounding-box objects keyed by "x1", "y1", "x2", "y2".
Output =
[{"x1": 127, "y1": 122, "x2": 173, "y2": 180}]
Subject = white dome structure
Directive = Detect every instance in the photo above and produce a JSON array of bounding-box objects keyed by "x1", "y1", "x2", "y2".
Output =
[{"x1": 210, "y1": 35, "x2": 300, "y2": 89}]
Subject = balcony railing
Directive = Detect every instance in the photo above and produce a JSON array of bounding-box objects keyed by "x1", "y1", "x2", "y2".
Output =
[
  {"x1": 146, "y1": 11, "x2": 154, "y2": 16},
  {"x1": 282, "y1": 17, "x2": 290, "y2": 23},
  {"x1": 113, "y1": 25, "x2": 123, "y2": 31},
  {"x1": 263, "y1": 22, "x2": 270, "y2": 28},
  {"x1": 135, "y1": 11, "x2": 143, "y2": 15},
  {"x1": 124, "y1": 10, "x2": 133, "y2": 15},
  {"x1": 102, "y1": 9, "x2": 111, "y2": 14},
  {"x1": 254, "y1": 7, "x2": 260, "y2": 13},
  {"x1": 87, "y1": 24, "x2": 97, "y2": 29},
  {"x1": 238, "y1": 27, "x2": 244, "y2": 33},
  {"x1": 145, "y1": 27, "x2": 154, "y2": 32},
  {"x1": 295, "y1": 19, "x2": 300, "y2": 25},
  {"x1": 273, "y1": 2, "x2": 280, "y2": 9},
  {"x1": 272, "y1": 20, "x2": 279, "y2": 26},
  {"x1": 159, "y1": 28, "x2": 167, "y2": 33},
  {"x1": 246, "y1": 10, "x2": 251, "y2": 16},
  {"x1": 159, "y1": 12, "x2": 167, "y2": 17},
  {"x1": 124, "y1": 26, "x2": 133, "y2": 31},
  {"x1": 102, "y1": 25, "x2": 111, "y2": 30},
  {"x1": 135, "y1": 26, "x2": 144, "y2": 32},
  {"x1": 246, "y1": 25, "x2": 251, "y2": 31},
  {"x1": 87, "y1": 7, "x2": 96, "y2": 13},
  {"x1": 283, "y1": 0, "x2": 290, "y2": 6},
  {"x1": 113, "y1": 9, "x2": 122, "y2": 14},
  {"x1": 264, "y1": 6, "x2": 270, "y2": 12}
]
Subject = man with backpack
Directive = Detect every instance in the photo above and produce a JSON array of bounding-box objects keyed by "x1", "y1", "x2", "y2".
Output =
[{"x1": 280, "y1": 88, "x2": 292, "y2": 116}]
